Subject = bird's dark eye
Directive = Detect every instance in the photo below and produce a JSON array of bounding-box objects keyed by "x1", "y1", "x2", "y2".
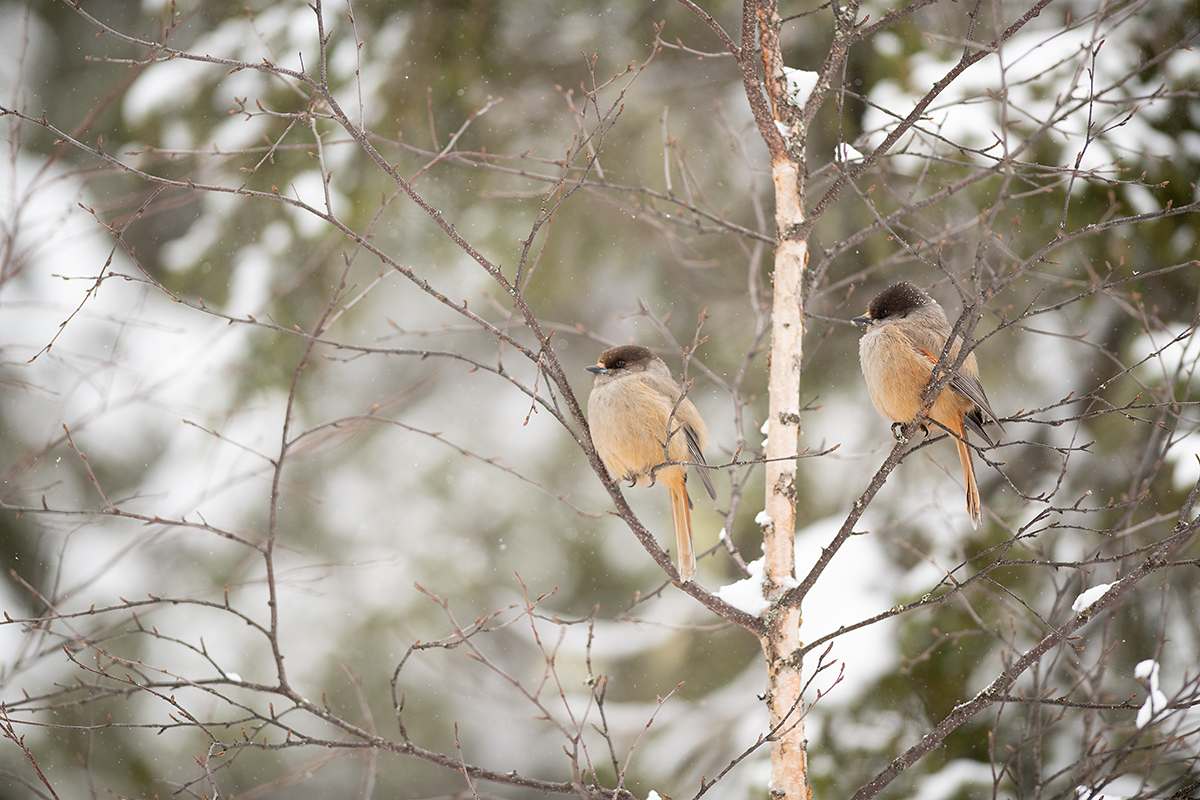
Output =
[
  {"x1": 613, "y1": 359, "x2": 626, "y2": 368},
  {"x1": 877, "y1": 309, "x2": 889, "y2": 319}
]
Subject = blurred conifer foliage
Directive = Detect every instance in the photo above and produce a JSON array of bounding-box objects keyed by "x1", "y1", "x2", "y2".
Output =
[{"x1": 0, "y1": 0, "x2": 1197, "y2": 798}]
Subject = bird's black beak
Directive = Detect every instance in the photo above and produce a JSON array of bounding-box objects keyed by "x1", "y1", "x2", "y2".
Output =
[
  {"x1": 852, "y1": 315, "x2": 873, "y2": 326},
  {"x1": 586, "y1": 365, "x2": 607, "y2": 374}
]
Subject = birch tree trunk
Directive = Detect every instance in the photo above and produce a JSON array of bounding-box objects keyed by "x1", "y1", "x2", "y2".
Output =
[
  {"x1": 729, "y1": 0, "x2": 852, "y2": 793},
  {"x1": 761, "y1": 155, "x2": 810, "y2": 799},
  {"x1": 747, "y1": 0, "x2": 811, "y2": 795}
]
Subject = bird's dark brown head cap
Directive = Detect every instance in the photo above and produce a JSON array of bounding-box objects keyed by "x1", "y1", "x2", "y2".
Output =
[
  {"x1": 587, "y1": 344, "x2": 654, "y2": 374},
  {"x1": 855, "y1": 281, "x2": 933, "y2": 325}
]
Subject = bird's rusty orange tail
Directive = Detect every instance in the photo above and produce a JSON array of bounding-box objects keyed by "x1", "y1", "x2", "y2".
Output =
[
  {"x1": 666, "y1": 476, "x2": 696, "y2": 581},
  {"x1": 955, "y1": 436, "x2": 981, "y2": 528}
]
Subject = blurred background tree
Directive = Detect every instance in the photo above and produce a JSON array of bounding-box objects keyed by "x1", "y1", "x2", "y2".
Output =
[{"x1": 1, "y1": 0, "x2": 1198, "y2": 799}]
